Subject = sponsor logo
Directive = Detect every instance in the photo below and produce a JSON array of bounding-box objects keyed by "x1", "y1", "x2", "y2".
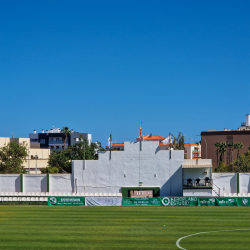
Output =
[
  {"x1": 162, "y1": 197, "x2": 170, "y2": 206},
  {"x1": 242, "y1": 199, "x2": 248, "y2": 205},
  {"x1": 49, "y1": 197, "x2": 57, "y2": 205}
]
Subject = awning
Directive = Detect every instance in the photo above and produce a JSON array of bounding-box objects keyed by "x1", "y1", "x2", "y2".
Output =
[{"x1": 182, "y1": 164, "x2": 212, "y2": 169}]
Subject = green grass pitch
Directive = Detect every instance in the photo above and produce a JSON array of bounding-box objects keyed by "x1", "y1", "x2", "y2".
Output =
[{"x1": 1, "y1": 206, "x2": 250, "y2": 249}]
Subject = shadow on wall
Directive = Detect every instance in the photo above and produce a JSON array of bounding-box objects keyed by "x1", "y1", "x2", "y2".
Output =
[
  {"x1": 155, "y1": 146, "x2": 160, "y2": 154},
  {"x1": 41, "y1": 176, "x2": 47, "y2": 192},
  {"x1": 161, "y1": 166, "x2": 182, "y2": 197},
  {"x1": 15, "y1": 175, "x2": 21, "y2": 192},
  {"x1": 230, "y1": 174, "x2": 237, "y2": 193}
]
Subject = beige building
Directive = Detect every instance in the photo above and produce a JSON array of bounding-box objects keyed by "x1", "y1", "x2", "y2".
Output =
[{"x1": 0, "y1": 137, "x2": 50, "y2": 174}]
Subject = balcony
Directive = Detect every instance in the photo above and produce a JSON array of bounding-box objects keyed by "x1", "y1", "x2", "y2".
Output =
[
  {"x1": 183, "y1": 178, "x2": 213, "y2": 189},
  {"x1": 49, "y1": 140, "x2": 66, "y2": 144}
]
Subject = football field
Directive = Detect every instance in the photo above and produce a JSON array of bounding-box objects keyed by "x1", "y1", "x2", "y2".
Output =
[{"x1": 0, "y1": 206, "x2": 250, "y2": 249}]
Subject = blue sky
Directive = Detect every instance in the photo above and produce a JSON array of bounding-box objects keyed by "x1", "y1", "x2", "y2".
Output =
[{"x1": 1, "y1": 0, "x2": 250, "y2": 146}]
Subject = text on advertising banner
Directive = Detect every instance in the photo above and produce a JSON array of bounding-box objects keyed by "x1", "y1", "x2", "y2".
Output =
[
  {"x1": 122, "y1": 197, "x2": 162, "y2": 206},
  {"x1": 198, "y1": 197, "x2": 216, "y2": 206},
  {"x1": 161, "y1": 197, "x2": 198, "y2": 206},
  {"x1": 215, "y1": 197, "x2": 237, "y2": 206},
  {"x1": 48, "y1": 196, "x2": 85, "y2": 206}
]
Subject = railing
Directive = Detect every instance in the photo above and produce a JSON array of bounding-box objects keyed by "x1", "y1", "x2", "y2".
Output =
[
  {"x1": 183, "y1": 178, "x2": 213, "y2": 188},
  {"x1": 213, "y1": 183, "x2": 221, "y2": 196},
  {"x1": 49, "y1": 140, "x2": 65, "y2": 144}
]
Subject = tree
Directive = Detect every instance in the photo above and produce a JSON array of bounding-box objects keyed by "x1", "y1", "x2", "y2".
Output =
[
  {"x1": 61, "y1": 127, "x2": 71, "y2": 150},
  {"x1": 172, "y1": 132, "x2": 185, "y2": 150},
  {"x1": 48, "y1": 150, "x2": 71, "y2": 173},
  {"x1": 48, "y1": 137, "x2": 105, "y2": 173},
  {"x1": 234, "y1": 142, "x2": 243, "y2": 159},
  {"x1": 219, "y1": 142, "x2": 227, "y2": 163},
  {"x1": 214, "y1": 142, "x2": 221, "y2": 168},
  {"x1": 0, "y1": 140, "x2": 28, "y2": 173},
  {"x1": 215, "y1": 161, "x2": 227, "y2": 172},
  {"x1": 40, "y1": 166, "x2": 59, "y2": 174},
  {"x1": 226, "y1": 142, "x2": 234, "y2": 171},
  {"x1": 232, "y1": 151, "x2": 250, "y2": 172}
]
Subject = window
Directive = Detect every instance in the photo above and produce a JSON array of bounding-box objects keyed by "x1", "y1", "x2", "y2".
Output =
[
  {"x1": 40, "y1": 139, "x2": 45, "y2": 144},
  {"x1": 62, "y1": 146, "x2": 64, "y2": 149},
  {"x1": 56, "y1": 146, "x2": 59, "y2": 149},
  {"x1": 56, "y1": 138, "x2": 60, "y2": 141},
  {"x1": 51, "y1": 146, "x2": 54, "y2": 149}
]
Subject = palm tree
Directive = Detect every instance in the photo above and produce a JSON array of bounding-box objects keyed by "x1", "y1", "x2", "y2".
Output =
[
  {"x1": 227, "y1": 142, "x2": 234, "y2": 171},
  {"x1": 61, "y1": 127, "x2": 71, "y2": 150},
  {"x1": 214, "y1": 142, "x2": 221, "y2": 167},
  {"x1": 234, "y1": 142, "x2": 243, "y2": 159},
  {"x1": 234, "y1": 142, "x2": 243, "y2": 172},
  {"x1": 219, "y1": 143, "x2": 227, "y2": 163}
]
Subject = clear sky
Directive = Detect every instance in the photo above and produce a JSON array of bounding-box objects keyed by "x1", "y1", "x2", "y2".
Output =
[{"x1": 1, "y1": 0, "x2": 250, "y2": 146}]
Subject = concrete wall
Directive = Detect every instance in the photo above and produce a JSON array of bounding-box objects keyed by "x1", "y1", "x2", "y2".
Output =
[
  {"x1": 183, "y1": 168, "x2": 212, "y2": 180},
  {"x1": 212, "y1": 173, "x2": 237, "y2": 196},
  {"x1": 0, "y1": 137, "x2": 10, "y2": 147},
  {"x1": 239, "y1": 173, "x2": 250, "y2": 194},
  {"x1": 49, "y1": 174, "x2": 73, "y2": 193},
  {"x1": 23, "y1": 175, "x2": 47, "y2": 193},
  {"x1": 183, "y1": 189, "x2": 213, "y2": 196},
  {"x1": 72, "y1": 141, "x2": 184, "y2": 196},
  {"x1": 0, "y1": 175, "x2": 21, "y2": 192}
]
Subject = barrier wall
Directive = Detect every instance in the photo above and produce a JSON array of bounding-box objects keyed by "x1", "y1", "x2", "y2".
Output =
[
  {"x1": 0, "y1": 175, "x2": 21, "y2": 192},
  {"x1": 49, "y1": 174, "x2": 73, "y2": 193},
  {"x1": 23, "y1": 175, "x2": 47, "y2": 193},
  {"x1": 0, "y1": 172, "x2": 248, "y2": 195},
  {"x1": 212, "y1": 173, "x2": 237, "y2": 196},
  {"x1": 239, "y1": 173, "x2": 250, "y2": 194}
]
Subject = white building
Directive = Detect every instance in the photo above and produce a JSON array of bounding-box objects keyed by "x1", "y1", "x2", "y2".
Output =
[{"x1": 73, "y1": 141, "x2": 184, "y2": 196}]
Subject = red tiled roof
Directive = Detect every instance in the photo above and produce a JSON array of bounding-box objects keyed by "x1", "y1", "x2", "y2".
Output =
[
  {"x1": 184, "y1": 143, "x2": 200, "y2": 146},
  {"x1": 159, "y1": 143, "x2": 200, "y2": 147},
  {"x1": 137, "y1": 135, "x2": 166, "y2": 140},
  {"x1": 159, "y1": 142, "x2": 172, "y2": 146},
  {"x1": 111, "y1": 143, "x2": 124, "y2": 147}
]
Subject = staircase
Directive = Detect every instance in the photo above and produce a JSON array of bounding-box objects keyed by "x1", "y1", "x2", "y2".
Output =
[{"x1": 213, "y1": 183, "x2": 220, "y2": 196}]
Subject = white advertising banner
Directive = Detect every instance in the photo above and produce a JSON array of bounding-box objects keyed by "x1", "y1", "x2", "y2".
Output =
[{"x1": 85, "y1": 197, "x2": 122, "y2": 206}]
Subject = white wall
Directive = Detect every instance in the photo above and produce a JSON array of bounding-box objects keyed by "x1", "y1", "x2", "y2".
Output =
[
  {"x1": 23, "y1": 175, "x2": 47, "y2": 193},
  {"x1": 183, "y1": 168, "x2": 212, "y2": 180},
  {"x1": 0, "y1": 175, "x2": 20, "y2": 192},
  {"x1": 50, "y1": 174, "x2": 73, "y2": 193},
  {"x1": 72, "y1": 141, "x2": 184, "y2": 196},
  {"x1": 212, "y1": 173, "x2": 237, "y2": 196},
  {"x1": 239, "y1": 173, "x2": 250, "y2": 194},
  {"x1": 183, "y1": 189, "x2": 212, "y2": 196}
]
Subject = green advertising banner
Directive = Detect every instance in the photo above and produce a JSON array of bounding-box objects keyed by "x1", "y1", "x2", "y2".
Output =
[
  {"x1": 48, "y1": 196, "x2": 85, "y2": 206},
  {"x1": 237, "y1": 197, "x2": 250, "y2": 206},
  {"x1": 161, "y1": 197, "x2": 198, "y2": 206},
  {"x1": 122, "y1": 197, "x2": 198, "y2": 206},
  {"x1": 122, "y1": 197, "x2": 162, "y2": 206},
  {"x1": 198, "y1": 197, "x2": 216, "y2": 206},
  {"x1": 215, "y1": 197, "x2": 237, "y2": 206}
]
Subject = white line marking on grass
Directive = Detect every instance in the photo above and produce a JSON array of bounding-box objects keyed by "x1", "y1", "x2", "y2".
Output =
[{"x1": 176, "y1": 229, "x2": 250, "y2": 250}]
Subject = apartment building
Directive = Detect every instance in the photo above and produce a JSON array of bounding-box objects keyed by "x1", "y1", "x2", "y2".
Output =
[{"x1": 29, "y1": 128, "x2": 92, "y2": 150}]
